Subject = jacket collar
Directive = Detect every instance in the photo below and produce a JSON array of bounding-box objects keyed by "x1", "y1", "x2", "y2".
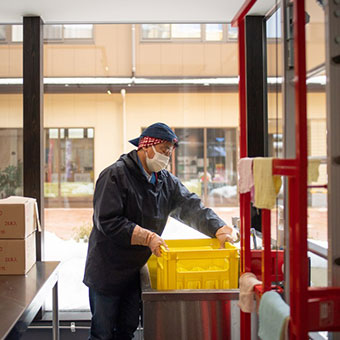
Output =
[{"x1": 122, "y1": 150, "x2": 164, "y2": 187}]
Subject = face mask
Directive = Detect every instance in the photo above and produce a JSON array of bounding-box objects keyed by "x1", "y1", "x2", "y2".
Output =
[{"x1": 145, "y1": 145, "x2": 170, "y2": 172}]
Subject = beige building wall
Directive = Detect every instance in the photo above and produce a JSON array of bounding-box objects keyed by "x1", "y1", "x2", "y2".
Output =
[
  {"x1": 0, "y1": 20, "x2": 325, "y2": 78},
  {"x1": 0, "y1": 91, "x2": 326, "y2": 181}
]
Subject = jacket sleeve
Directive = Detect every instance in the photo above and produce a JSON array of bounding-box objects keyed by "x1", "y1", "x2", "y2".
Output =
[
  {"x1": 169, "y1": 175, "x2": 226, "y2": 238},
  {"x1": 93, "y1": 166, "x2": 136, "y2": 245}
]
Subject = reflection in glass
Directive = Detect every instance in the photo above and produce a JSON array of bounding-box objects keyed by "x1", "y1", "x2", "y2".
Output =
[{"x1": 266, "y1": 9, "x2": 282, "y2": 38}]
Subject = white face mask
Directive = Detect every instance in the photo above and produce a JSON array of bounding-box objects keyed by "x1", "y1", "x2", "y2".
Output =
[{"x1": 145, "y1": 145, "x2": 170, "y2": 172}]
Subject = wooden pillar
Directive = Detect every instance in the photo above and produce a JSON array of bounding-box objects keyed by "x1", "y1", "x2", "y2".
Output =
[
  {"x1": 245, "y1": 16, "x2": 268, "y2": 231},
  {"x1": 23, "y1": 17, "x2": 44, "y2": 261}
]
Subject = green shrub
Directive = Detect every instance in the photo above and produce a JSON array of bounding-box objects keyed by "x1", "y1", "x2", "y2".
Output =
[
  {"x1": 73, "y1": 222, "x2": 93, "y2": 243},
  {"x1": 0, "y1": 162, "x2": 23, "y2": 198}
]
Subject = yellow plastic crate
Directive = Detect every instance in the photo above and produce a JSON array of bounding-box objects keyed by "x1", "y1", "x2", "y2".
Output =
[{"x1": 147, "y1": 239, "x2": 239, "y2": 290}]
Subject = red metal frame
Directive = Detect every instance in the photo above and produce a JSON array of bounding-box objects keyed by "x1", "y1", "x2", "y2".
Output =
[
  {"x1": 234, "y1": 0, "x2": 340, "y2": 339},
  {"x1": 250, "y1": 249, "x2": 284, "y2": 282},
  {"x1": 237, "y1": 17, "x2": 252, "y2": 340},
  {"x1": 262, "y1": 210, "x2": 272, "y2": 293},
  {"x1": 231, "y1": 0, "x2": 257, "y2": 27}
]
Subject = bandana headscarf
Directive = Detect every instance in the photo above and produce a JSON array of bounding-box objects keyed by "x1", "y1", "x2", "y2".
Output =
[{"x1": 138, "y1": 136, "x2": 166, "y2": 150}]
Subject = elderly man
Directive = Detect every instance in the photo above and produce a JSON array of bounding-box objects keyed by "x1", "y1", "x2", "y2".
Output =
[{"x1": 83, "y1": 122, "x2": 237, "y2": 340}]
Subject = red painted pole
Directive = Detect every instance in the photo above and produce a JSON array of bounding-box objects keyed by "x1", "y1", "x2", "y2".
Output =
[
  {"x1": 262, "y1": 209, "x2": 271, "y2": 292},
  {"x1": 238, "y1": 17, "x2": 252, "y2": 340},
  {"x1": 291, "y1": 0, "x2": 308, "y2": 338}
]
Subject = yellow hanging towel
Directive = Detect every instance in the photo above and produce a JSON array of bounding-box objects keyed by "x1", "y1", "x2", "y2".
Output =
[
  {"x1": 308, "y1": 159, "x2": 321, "y2": 183},
  {"x1": 253, "y1": 157, "x2": 282, "y2": 210}
]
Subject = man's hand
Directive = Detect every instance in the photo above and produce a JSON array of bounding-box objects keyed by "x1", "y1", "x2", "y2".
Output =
[
  {"x1": 131, "y1": 225, "x2": 168, "y2": 257},
  {"x1": 148, "y1": 233, "x2": 168, "y2": 257},
  {"x1": 215, "y1": 225, "x2": 240, "y2": 248}
]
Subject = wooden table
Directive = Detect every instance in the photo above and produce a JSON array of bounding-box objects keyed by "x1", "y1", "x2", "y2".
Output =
[{"x1": 0, "y1": 261, "x2": 60, "y2": 340}]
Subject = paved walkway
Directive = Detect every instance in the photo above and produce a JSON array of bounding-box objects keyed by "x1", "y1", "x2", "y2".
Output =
[{"x1": 44, "y1": 206, "x2": 327, "y2": 242}]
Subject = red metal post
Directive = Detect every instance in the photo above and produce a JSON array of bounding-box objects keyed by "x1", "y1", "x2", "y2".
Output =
[
  {"x1": 291, "y1": 0, "x2": 309, "y2": 338},
  {"x1": 262, "y1": 209, "x2": 272, "y2": 292},
  {"x1": 238, "y1": 17, "x2": 252, "y2": 340}
]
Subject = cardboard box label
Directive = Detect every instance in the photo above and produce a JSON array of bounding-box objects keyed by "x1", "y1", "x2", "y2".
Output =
[{"x1": 0, "y1": 233, "x2": 36, "y2": 275}]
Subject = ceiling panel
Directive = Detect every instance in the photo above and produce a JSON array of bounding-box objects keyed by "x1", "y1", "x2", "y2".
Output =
[{"x1": 0, "y1": 0, "x2": 277, "y2": 24}]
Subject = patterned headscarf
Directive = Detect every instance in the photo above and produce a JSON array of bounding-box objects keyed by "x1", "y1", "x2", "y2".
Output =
[{"x1": 137, "y1": 136, "x2": 166, "y2": 150}]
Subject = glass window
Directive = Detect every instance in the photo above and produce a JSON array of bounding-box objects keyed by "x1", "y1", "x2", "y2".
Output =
[
  {"x1": 268, "y1": 119, "x2": 283, "y2": 158},
  {"x1": 44, "y1": 128, "x2": 94, "y2": 207},
  {"x1": 41, "y1": 23, "x2": 240, "y2": 313},
  {"x1": 87, "y1": 128, "x2": 94, "y2": 139},
  {"x1": 173, "y1": 128, "x2": 237, "y2": 207},
  {"x1": 9, "y1": 24, "x2": 93, "y2": 43},
  {"x1": 172, "y1": 24, "x2": 201, "y2": 39},
  {"x1": 68, "y1": 128, "x2": 85, "y2": 139},
  {"x1": 44, "y1": 25, "x2": 63, "y2": 40},
  {"x1": 205, "y1": 24, "x2": 223, "y2": 41},
  {"x1": 0, "y1": 25, "x2": 7, "y2": 41},
  {"x1": 174, "y1": 128, "x2": 204, "y2": 192},
  {"x1": 206, "y1": 128, "x2": 237, "y2": 206},
  {"x1": 49, "y1": 128, "x2": 59, "y2": 139},
  {"x1": 141, "y1": 24, "x2": 170, "y2": 39},
  {"x1": 266, "y1": 8, "x2": 282, "y2": 39},
  {"x1": 11, "y1": 25, "x2": 23, "y2": 42},
  {"x1": 64, "y1": 24, "x2": 93, "y2": 39},
  {"x1": 141, "y1": 24, "x2": 227, "y2": 41},
  {"x1": 227, "y1": 24, "x2": 238, "y2": 40}
]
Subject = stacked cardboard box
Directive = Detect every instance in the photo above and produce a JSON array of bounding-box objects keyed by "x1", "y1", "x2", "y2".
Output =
[{"x1": 0, "y1": 196, "x2": 38, "y2": 275}]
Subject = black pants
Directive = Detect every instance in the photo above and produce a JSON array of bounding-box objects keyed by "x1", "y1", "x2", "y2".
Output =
[{"x1": 88, "y1": 284, "x2": 141, "y2": 340}]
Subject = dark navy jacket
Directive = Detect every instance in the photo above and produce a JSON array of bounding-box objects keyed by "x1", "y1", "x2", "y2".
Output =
[{"x1": 83, "y1": 150, "x2": 225, "y2": 294}]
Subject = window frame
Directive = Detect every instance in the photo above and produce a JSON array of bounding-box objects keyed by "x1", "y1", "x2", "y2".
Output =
[
  {"x1": 0, "y1": 24, "x2": 95, "y2": 44},
  {"x1": 140, "y1": 23, "x2": 237, "y2": 43}
]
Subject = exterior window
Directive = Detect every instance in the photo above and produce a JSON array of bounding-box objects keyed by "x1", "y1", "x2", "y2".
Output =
[
  {"x1": 227, "y1": 24, "x2": 238, "y2": 40},
  {"x1": 63, "y1": 24, "x2": 93, "y2": 39},
  {"x1": 0, "y1": 25, "x2": 7, "y2": 41},
  {"x1": 11, "y1": 25, "x2": 23, "y2": 42},
  {"x1": 44, "y1": 128, "x2": 94, "y2": 208},
  {"x1": 173, "y1": 127, "x2": 237, "y2": 207},
  {"x1": 171, "y1": 24, "x2": 201, "y2": 39},
  {"x1": 205, "y1": 24, "x2": 224, "y2": 41},
  {"x1": 8, "y1": 24, "x2": 94, "y2": 43},
  {"x1": 44, "y1": 25, "x2": 63, "y2": 40},
  {"x1": 140, "y1": 24, "x2": 233, "y2": 42},
  {"x1": 141, "y1": 24, "x2": 170, "y2": 39}
]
